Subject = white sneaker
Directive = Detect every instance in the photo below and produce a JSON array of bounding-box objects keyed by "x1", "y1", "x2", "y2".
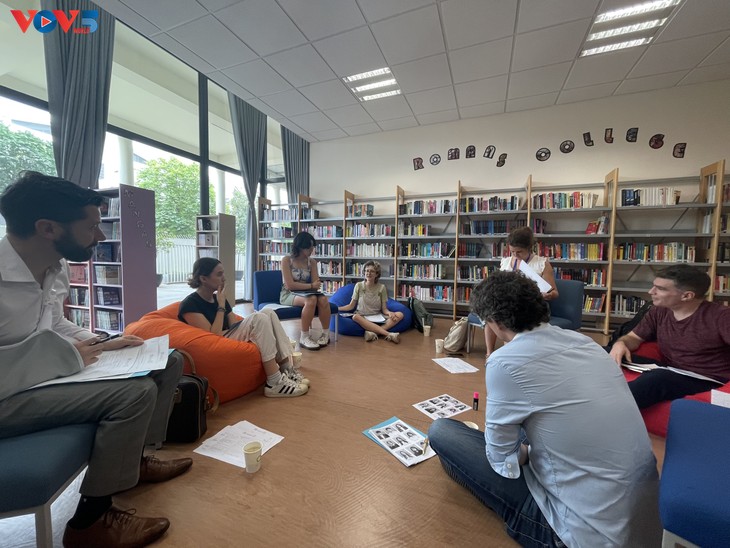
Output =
[
  {"x1": 364, "y1": 331, "x2": 378, "y2": 342},
  {"x1": 287, "y1": 368, "x2": 310, "y2": 387},
  {"x1": 265, "y1": 373, "x2": 308, "y2": 397},
  {"x1": 317, "y1": 332, "x2": 330, "y2": 347},
  {"x1": 385, "y1": 332, "x2": 401, "y2": 344},
  {"x1": 300, "y1": 333, "x2": 320, "y2": 350}
]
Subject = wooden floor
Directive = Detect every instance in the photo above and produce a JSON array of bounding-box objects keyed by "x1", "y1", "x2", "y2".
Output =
[{"x1": 2, "y1": 312, "x2": 665, "y2": 547}]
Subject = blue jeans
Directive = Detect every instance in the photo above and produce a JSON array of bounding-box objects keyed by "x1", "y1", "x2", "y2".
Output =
[{"x1": 428, "y1": 418, "x2": 563, "y2": 548}]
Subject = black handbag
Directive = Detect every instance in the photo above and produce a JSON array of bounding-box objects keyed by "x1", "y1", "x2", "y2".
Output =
[{"x1": 166, "y1": 349, "x2": 219, "y2": 443}]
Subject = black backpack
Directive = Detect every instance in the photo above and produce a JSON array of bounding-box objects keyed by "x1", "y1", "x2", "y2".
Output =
[
  {"x1": 408, "y1": 297, "x2": 433, "y2": 333},
  {"x1": 607, "y1": 301, "x2": 653, "y2": 349}
]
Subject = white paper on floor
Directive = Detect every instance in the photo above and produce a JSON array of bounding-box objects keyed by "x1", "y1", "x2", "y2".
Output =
[{"x1": 194, "y1": 421, "x2": 283, "y2": 468}]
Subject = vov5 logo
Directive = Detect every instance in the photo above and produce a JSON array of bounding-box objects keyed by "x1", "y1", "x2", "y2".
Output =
[{"x1": 11, "y1": 9, "x2": 98, "y2": 34}]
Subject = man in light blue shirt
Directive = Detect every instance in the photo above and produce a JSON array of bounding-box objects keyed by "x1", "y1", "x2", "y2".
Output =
[{"x1": 429, "y1": 271, "x2": 661, "y2": 547}]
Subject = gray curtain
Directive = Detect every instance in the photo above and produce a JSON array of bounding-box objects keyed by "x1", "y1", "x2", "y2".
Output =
[
  {"x1": 229, "y1": 92, "x2": 266, "y2": 300},
  {"x1": 42, "y1": 0, "x2": 115, "y2": 188},
  {"x1": 281, "y1": 126, "x2": 310, "y2": 198}
]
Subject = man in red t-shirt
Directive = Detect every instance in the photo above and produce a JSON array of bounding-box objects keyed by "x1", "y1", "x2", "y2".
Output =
[{"x1": 609, "y1": 264, "x2": 730, "y2": 408}]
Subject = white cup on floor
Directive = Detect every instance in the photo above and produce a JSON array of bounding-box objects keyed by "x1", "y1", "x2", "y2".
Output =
[
  {"x1": 435, "y1": 338, "x2": 445, "y2": 353},
  {"x1": 423, "y1": 325, "x2": 431, "y2": 337},
  {"x1": 243, "y1": 441, "x2": 262, "y2": 473},
  {"x1": 291, "y1": 352, "x2": 302, "y2": 367}
]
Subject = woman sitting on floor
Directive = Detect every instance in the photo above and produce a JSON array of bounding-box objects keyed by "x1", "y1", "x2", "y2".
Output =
[
  {"x1": 337, "y1": 260, "x2": 404, "y2": 344},
  {"x1": 280, "y1": 231, "x2": 332, "y2": 351},
  {"x1": 179, "y1": 257, "x2": 308, "y2": 398}
]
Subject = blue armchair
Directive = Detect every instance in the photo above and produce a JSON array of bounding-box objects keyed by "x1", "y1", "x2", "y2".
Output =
[{"x1": 547, "y1": 278, "x2": 584, "y2": 331}]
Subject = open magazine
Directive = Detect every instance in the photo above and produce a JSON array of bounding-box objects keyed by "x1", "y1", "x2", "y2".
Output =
[{"x1": 621, "y1": 361, "x2": 723, "y2": 384}]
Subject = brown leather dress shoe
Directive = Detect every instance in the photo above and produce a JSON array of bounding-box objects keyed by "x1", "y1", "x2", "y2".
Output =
[
  {"x1": 62, "y1": 506, "x2": 169, "y2": 548},
  {"x1": 138, "y1": 455, "x2": 193, "y2": 483}
]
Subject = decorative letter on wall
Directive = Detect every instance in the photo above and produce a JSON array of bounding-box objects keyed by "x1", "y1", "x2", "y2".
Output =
[
  {"x1": 605, "y1": 128, "x2": 614, "y2": 143},
  {"x1": 496, "y1": 153, "x2": 507, "y2": 167},
  {"x1": 448, "y1": 148, "x2": 460, "y2": 160},
  {"x1": 483, "y1": 145, "x2": 495, "y2": 159},
  {"x1": 466, "y1": 145, "x2": 476, "y2": 158},
  {"x1": 535, "y1": 148, "x2": 551, "y2": 162},
  {"x1": 649, "y1": 134, "x2": 664, "y2": 149},
  {"x1": 583, "y1": 132, "x2": 594, "y2": 147},
  {"x1": 430, "y1": 154, "x2": 441, "y2": 166},
  {"x1": 672, "y1": 143, "x2": 687, "y2": 158},
  {"x1": 626, "y1": 127, "x2": 638, "y2": 143},
  {"x1": 413, "y1": 157, "x2": 424, "y2": 170},
  {"x1": 560, "y1": 140, "x2": 575, "y2": 154}
]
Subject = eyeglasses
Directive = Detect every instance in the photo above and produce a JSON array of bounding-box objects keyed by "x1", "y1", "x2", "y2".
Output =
[{"x1": 364, "y1": 269, "x2": 377, "y2": 274}]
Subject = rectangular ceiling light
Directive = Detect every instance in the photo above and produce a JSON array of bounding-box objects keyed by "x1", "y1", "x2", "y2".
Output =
[
  {"x1": 343, "y1": 67, "x2": 401, "y2": 101},
  {"x1": 580, "y1": 0, "x2": 683, "y2": 57}
]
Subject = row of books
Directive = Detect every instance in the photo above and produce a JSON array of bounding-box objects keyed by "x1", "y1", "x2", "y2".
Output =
[
  {"x1": 317, "y1": 243, "x2": 343, "y2": 256},
  {"x1": 584, "y1": 215, "x2": 609, "y2": 234},
  {"x1": 400, "y1": 223, "x2": 431, "y2": 236},
  {"x1": 317, "y1": 261, "x2": 343, "y2": 276},
  {"x1": 306, "y1": 225, "x2": 343, "y2": 238},
  {"x1": 458, "y1": 195, "x2": 522, "y2": 212},
  {"x1": 719, "y1": 213, "x2": 728, "y2": 233},
  {"x1": 461, "y1": 219, "x2": 526, "y2": 236},
  {"x1": 718, "y1": 242, "x2": 730, "y2": 263},
  {"x1": 345, "y1": 243, "x2": 393, "y2": 257},
  {"x1": 398, "y1": 199, "x2": 457, "y2": 215},
  {"x1": 715, "y1": 275, "x2": 729, "y2": 293},
  {"x1": 399, "y1": 242, "x2": 454, "y2": 258},
  {"x1": 197, "y1": 217, "x2": 219, "y2": 230},
  {"x1": 262, "y1": 241, "x2": 290, "y2": 254},
  {"x1": 456, "y1": 286, "x2": 472, "y2": 302},
  {"x1": 95, "y1": 310, "x2": 122, "y2": 331},
  {"x1": 261, "y1": 226, "x2": 294, "y2": 238},
  {"x1": 96, "y1": 287, "x2": 121, "y2": 306},
  {"x1": 347, "y1": 204, "x2": 374, "y2": 217},
  {"x1": 100, "y1": 197, "x2": 120, "y2": 218},
  {"x1": 614, "y1": 242, "x2": 696, "y2": 263},
  {"x1": 95, "y1": 265, "x2": 121, "y2": 285},
  {"x1": 457, "y1": 265, "x2": 492, "y2": 281},
  {"x1": 346, "y1": 223, "x2": 396, "y2": 238},
  {"x1": 398, "y1": 263, "x2": 447, "y2": 280},
  {"x1": 69, "y1": 264, "x2": 89, "y2": 284},
  {"x1": 197, "y1": 233, "x2": 218, "y2": 246},
  {"x1": 399, "y1": 284, "x2": 453, "y2": 302},
  {"x1": 301, "y1": 207, "x2": 320, "y2": 220},
  {"x1": 260, "y1": 260, "x2": 282, "y2": 271},
  {"x1": 67, "y1": 309, "x2": 91, "y2": 329},
  {"x1": 583, "y1": 294, "x2": 606, "y2": 313},
  {"x1": 320, "y1": 280, "x2": 342, "y2": 294},
  {"x1": 347, "y1": 263, "x2": 394, "y2": 277},
  {"x1": 611, "y1": 295, "x2": 648, "y2": 315},
  {"x1": 536, "y1": 242, "x2": 607, "y2": 261},
  {"x1": 261, "y1": 207, "x2": 297, "y2": 221},
  {"x1": 620, "y1": 187, "x2": 681, "y2": 206},
  {"x1": 554, "y1": 267, "x2": 607, "y2": 287},
  {"x1": 100, "y1": 221, "x2": 120, "y2": 239},
  {"x1": 706, "y1": 179, "x2": 730, "y2": 204},
  {"x1": 532, "y1": 191, "x2": 599, "y2": 210},
  {"x1": 93, "y1": 242, "x2": 121, "y2": 262},
  {"x1": 68, "y1": 287, "x2": 89, "y2": 306}
]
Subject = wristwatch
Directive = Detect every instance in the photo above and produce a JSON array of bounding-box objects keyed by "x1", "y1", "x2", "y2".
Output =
[{"x1": 217, "y1": 307, "x2": 225, "y2": 312}]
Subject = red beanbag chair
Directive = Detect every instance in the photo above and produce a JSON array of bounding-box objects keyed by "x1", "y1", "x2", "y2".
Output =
[{"x1": 125, "y1": 302, "x2": 265, "y2": 403}]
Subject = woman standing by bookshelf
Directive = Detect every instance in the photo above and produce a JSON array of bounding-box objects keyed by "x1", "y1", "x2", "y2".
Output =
[
  {"x1": 483, "y1": 227, "x2": 559, "y2": 356},
  {"x1": 280, "y1": 232, "x2": 332, "y2": 350},
  {"x1": 179, "y1": 258, "x2": 308, "y2": 398}
]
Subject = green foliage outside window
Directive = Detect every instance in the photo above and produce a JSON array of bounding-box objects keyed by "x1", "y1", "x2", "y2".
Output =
[{"x1": 0, "y1": 123, "x2": 56, "y2": 194}]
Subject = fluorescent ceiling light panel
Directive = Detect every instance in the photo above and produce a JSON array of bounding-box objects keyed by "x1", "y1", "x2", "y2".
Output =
[
  {"x1": 343, "y1": 67, "x2": 401, "y2": 102},
  {"x1": 580, "y1": 0, "x2": 682, "y2": 57}
]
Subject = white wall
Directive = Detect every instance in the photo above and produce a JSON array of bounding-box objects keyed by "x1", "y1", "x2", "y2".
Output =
[{"x1": 310, "y1": 80, "x2": 730, "y2": 201}]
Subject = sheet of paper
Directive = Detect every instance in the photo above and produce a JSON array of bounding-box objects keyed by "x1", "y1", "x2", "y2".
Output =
[
  {"x1": 363, "y1": 313, "x2": 386, "y2": 323},
  {"x1": 711, "y1": 389, "x2": 730, "y2": 408},
  {"x1": 194, "y1": 420, "x2": 284, "y2": 468},
  {"x1": 413, "y1": 394, "x2": 470, "y2": 420},
  {"x1": 432, "y1": 357, "x2": 479, "y2": 374},
  {"x1": 30, "y1": 335, "x2": 169, "y2": 388},
  {"x1": 621, "y1": 361, "x2": 657, "y2": 373},
  {"x1": 516, "y1": 260, "x2": 552, "y2": 294},
  {"x1": 262, "y1": 303, "x2": 290, "y2": 310},
  {"x1": 363, "y1": 416, "x2": 436, "y2": 467}
]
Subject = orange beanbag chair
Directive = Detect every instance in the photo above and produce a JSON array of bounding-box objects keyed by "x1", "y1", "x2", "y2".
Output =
[{"x1": 125, "y1": 302, "x2": 265, "y2": 403}]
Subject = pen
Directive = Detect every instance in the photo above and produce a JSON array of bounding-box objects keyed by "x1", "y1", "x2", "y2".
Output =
[
  {"x1": 421, "y1": 437, "x2": 429, "y2": 454},
  {"x1": 91, "y1": 333, "x2": 122, "y2": 345}
]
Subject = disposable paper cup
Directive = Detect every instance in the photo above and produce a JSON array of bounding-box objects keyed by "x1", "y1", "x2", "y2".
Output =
[
  {"x1": 463, "y1": 421, "x2": 480, "y2": 430},
  {"x1": 289, "y1": 339, "x2": 297, "y2": 351},
  {"x1": 423, "y1": 325, "x2": 431, "y2": 337},
  {"x1": 291, "y1": 352, "x2": 303, "y2": 367},
  {"x1": 435, "y1": 338, "x2": 445, "y2": 353},
  {"x1": 243, "y1": 441, "x2": 262, "y2": 473}
]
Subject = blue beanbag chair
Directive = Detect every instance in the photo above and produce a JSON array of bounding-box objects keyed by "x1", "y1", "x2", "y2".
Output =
[{"x1": 329, "y1": 283, "x2": 412, "y2": 336}]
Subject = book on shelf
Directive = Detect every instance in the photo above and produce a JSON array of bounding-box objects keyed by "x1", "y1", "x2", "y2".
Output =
[
  {"x1": 198, "y1": 233, "x2": 217, "y2": 246},
  {"x1": 585, "y1": 215, "x2": 609, "y2": 235},
  {"x1": 68, "y1": 263, "x2": 89, "y2": 284},
  {"x1": 96, "y1": 287, "x2": 121, "y2": 306},
  {"x1": 94, "y1": 265, "x2": 121, "y2": 285}
]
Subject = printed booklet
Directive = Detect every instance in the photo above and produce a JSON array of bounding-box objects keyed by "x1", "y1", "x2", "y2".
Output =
[{"x1": 363, "y1": 416, "x2": 436, "y2": 467}]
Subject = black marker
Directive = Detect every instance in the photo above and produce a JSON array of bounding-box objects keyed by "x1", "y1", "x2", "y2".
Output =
[
  {"x1": 473, "y1": 392, "x2": 479, "y2": 411},
  {"x1": 91, "y1": 333, "x2": 122, "y2": 345}
]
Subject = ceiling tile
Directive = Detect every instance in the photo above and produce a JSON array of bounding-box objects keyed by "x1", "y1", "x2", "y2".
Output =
[
  {"x1": 288, "y1": 111, "x2": 338, "y2": 133},
  {"x1": 629, "y1": 32, "x2": 728, "y2": 78},
  {"x1": 701, "y1": 37, "x2": 730, "y2": 66},
  {"x1": 512, "y1": 19, "x2": 591, "y2": 72},
  {"x1": 343, "y1": 122, "x2": 382, "y2": 136},
  {"x1": 196, "y1": 0, "x2": 242, "y2": 11},
  {"x1": 378, "y1": 116, "x2": 418, "y2": 131},
  {"x1": 313, "y1": 27, "x2": 387, "y2": 77},
  {"x1": 278, "y1": 0, "x2": 365, "y2": 41},
  {"x1": 557, "y1": 82, "x2": 619, "y2": 104},
  {"x1": 357, "y1": 0, "x2": 434, "y2": 23},
  {"x1": 564, "y1": 47, "x2": 646, "y2": 89},
  {"x1": 442, "y1": 0, "x2": 517, "y2": 49},
  {"x1": 323, "y1": 104, "x2": 374, "y2": 126},
  {"x1": 311, "y1": 128, "x2": 348, "y2": 140},
  {"x1": 216, "y1": 0, "x2": 307, "y2": 56},
  {"x1": 680, "y1": 62, "x2": 730, "y2": 85},
  {"x1": 459, "y1": 102, "x2": 505, "y2": 119},
  {"x1": 244, "y1": 97, "x2": 282, "y2": 119},
  {"x1": 450, "y1": 37, "x2": 512, "y2": 84},
  {"x1": 97, "y1": 0, "x2": 162, "y2": 36},
  {"x1": 299, "y1": 80, "x2": 358, "y2": 110},
  {"x1": 223, "y1": 60, "x2": 292, "y2": 96},
  {"x1": 416, "y1": 109, "x2": 460, "y2": 125},
  {"x1": 506, "y1": 92, "x2": 559, "y2": 112},
  {"x1": 149, "y1": 34, "x2": 216, "y2": 74},
  {"x1": 207, "y1": 72, "x2": 254, "y2": 100},
  {"x1": 370, "y1": 5, "x2": 445, "y2": 66},
  {"x1": 516, "y1": 0, "x2": 599, "y2": 34},
  {"x1": 265, "y1": 45, "x2": 336, "y2": 87},
  {"x1": 655, "y1": 0, "x2": 730, "y2": 42},
  {"x1": 508, "y1": 62, "x2": 571, "y2": 99},
  {"x1": 616, "y1": 71, "x2": 689, "y2": 95},
  {"x1": 454, "y1": 75, "x2": 508, "y2": 107},
  {"x1": 362, "y1": 95, "x2": 413, "y2": 121},
  {"x1": 406, "y1": 86, "x2": 457, "y2": 115},
  {"x1": 391, "y1": 54, "x2": 451, "y2": 93},
  {"x1": 260, "y1": 89, "x2": 318, "y2": 117},
  {"x1": 168, "y1": 15, "x2": 257, "y2": 70},
  {"x1": 119, "y1": 0, "x2": 207, "y2": 31}
]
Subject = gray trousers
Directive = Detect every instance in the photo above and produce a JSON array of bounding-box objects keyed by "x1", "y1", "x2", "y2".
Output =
[{"x1": 0, "y1": 351, "x2": 183, "y2": 496}]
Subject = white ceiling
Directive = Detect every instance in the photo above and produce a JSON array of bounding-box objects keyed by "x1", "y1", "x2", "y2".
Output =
[{"x1": 93, "y1": 0, "x2": 730, "y2": 143}]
